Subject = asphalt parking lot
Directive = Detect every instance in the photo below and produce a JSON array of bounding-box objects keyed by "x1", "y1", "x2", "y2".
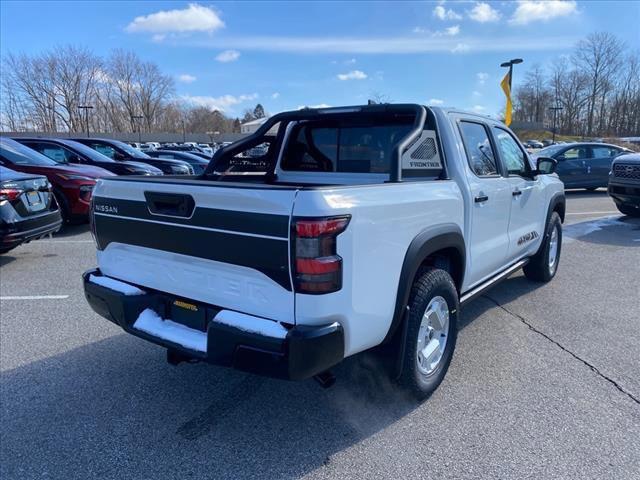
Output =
[{"x1": 1, "y1": 190, "x2": 639, "y2": 480}]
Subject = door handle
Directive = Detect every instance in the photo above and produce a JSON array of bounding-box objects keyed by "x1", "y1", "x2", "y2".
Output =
[
  {"x1": 474, "y1": 195, "x2": 489, "y2": 203},
  {"x1": 512, "y1": 189, "x2": 522, "y2": 197}
]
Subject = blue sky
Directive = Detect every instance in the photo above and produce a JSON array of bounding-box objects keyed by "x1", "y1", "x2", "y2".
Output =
[{"x1": 1, "y1": 1, "x2": 639, "y2": 118}]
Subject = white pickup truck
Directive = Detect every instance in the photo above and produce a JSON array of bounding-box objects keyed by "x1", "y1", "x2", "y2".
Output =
[{"x1": 83, "y1": 104, "x2": 565, "y2": 398}]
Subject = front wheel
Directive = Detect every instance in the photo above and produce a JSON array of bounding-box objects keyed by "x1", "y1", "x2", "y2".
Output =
[
  {"x1": 523, "y1": 211, "x2": 562, "y2": 282},
  {"x1": 397, "y1": 268, "x2": 459, "y2": 400},
  {"x1": 616, "y1": 203, "x2": 640, "y2": 218}
]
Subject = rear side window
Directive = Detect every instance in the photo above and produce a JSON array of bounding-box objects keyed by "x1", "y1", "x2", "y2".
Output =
[
  {"x1": 560, "y1": 147, "x2": 587, "y2": 160},
  {"x1": 590, "y1": 146, "x2": 620, "y2": 158},
  {"x1": 281, "y1": 120, "x2": 413, "y2": 173},
  {"x1": 459, "y1": 121, "x2": 498, "y2": 176}
]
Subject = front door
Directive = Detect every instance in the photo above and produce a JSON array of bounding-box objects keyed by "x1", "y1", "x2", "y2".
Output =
[
  {"x1": 555, "y1": 145, "x2": 589, "y2": 188},
  {"x1": 492, "y1": 127, "x2": 547, "y2": 262},
  {"x1": 458, "y1": 120, "x2": 512, "y2": 287}
]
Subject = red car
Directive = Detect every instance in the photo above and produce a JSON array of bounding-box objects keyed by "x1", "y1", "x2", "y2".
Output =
[{"x1": 0, "y1": 137, "x2": 114, "y2": 223}]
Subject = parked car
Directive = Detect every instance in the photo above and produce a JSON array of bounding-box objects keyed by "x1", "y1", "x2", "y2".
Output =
[
  {"x1": 146, "y1": 150, "x2": 209, "y2": 175},
  {"x1": 198, "y1": 144, "x2": 214, "y2": 156},
  {"x1": 608, "y1": 152, "x2": 640, "y2": 217},
  {"x1": 525, "y1": 140, "x2": 544, "y2": 149},
  {"x1": 161, "y1": 144, "x2": 211, "y2": 159},
  {"x1": 533, "y1": 142, "x2": 630, "y2": 190},
  {"x1": 14, "y1": 138, "x2": 163, "y2": 176},
  {"x1": 70, "y1": 138, "x2": 193, "y2": 175},
  {"x1": 127, "y1": 142, "x2": 143, "y2": 150},
  {"x1": 83, "y1": 104, "x2": 564, "y2": 399},
  {"x1": 0, "y1": 166, "x2": 62, "y2": 253},
  {"x1": 0, "y1": 137, "x2": 113, "y2": 223}
]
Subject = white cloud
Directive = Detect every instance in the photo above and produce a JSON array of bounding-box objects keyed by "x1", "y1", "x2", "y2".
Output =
[
  {"x1": 345, "y1": 58, "x2": 357, "y2": 64},
  {"x1": 451, "y1": 43, "x2": 471, "y2": 53},
  {"x1": 445, "y1": 25, "x2": 460, "y2": 36},
  {"x1": 215, "y1": 49, "x2": 240, "y2": 62},
  {"x1": 472, "y1": 90, "x2": 482, "y2": 97},
  {"x1": 413, "y1": 26, "x2": 427, "y2": 34},
  {"x1": 177, "y1": 74, "x2": 196, "y2": 83},
  {"x1": 429, "y1": 98, "x2": 445, "y2": 105},
  {"x1": 337, "y1": 70, "x2": 367, "y2": 81},
  {"x1": 184, "y1": 33, "x2": 579, "y2": 54},
  {"x1": 181, "y1": 93, "x2": 258, "y2": 112},
  {"x1": 126, "y1": 3, "x2": 225, "y2": 33},
  {"x1": 271, "y1": 92, "x2": 280, "y2": 99},
  {"x1": 468, "y1": 2, "x2": 501, "y2": 23},
  {"x1": 472, "y1": 105, "x2": 486, "y2": 113},
  {"x1": 151, "y1": 34, "x2": 166, "y2": 43},
  {"x1": 477, "y1": 72, "x2": 489, "y2": 84},
  {"x1": 298, "y1": 104, "x2": 331, "y2": 109},
  {"x1": 510, "y1": 1, "x2": 577, "y2": 25},
  {"x1": 433, "y1": 5, "x2": 463, "y2": 20}
]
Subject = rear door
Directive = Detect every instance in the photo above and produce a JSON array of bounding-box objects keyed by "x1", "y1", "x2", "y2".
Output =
[
  {"x1": 588, "y1": 145, "x2": 621, "y2": 187},
  {"x1": 93, "y1": 178, "x2": 298, "y2": 323},
  {"x1": 491, "y1": 127, "x2": 546, "y2": 262}
]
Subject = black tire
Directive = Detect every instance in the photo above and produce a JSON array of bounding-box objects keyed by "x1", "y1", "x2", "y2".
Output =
[
  {"x1": 523, "y1": 211, "x2": 562, "y2": 282},
  {"x1": 397, "y1": 268, "x2": 459, "y2": 400},
  {"x1": 616, "y1": 203, "x2": 640, "y2": 217},
  {"x1": 52, "y1": 189, "x2": 70, "y2": 223}
]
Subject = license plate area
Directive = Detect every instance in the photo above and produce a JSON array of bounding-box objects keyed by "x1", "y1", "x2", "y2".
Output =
[
  {"x1": 26, "y1": 191, "x2": 42, "y2": 206},
  {"x1": 164, "y1": 296, "x2": 219, "y2": 332}
]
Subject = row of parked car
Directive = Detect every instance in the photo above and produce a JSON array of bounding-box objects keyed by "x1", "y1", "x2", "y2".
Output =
[{"x1": 0, "y1": 136, "x2": 217, "y2": 254}]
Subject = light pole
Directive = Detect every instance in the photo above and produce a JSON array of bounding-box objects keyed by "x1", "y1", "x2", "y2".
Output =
[
  {"x1": 78, "y1": 105, "x2": 94, "y2": 138},
  {"x1": 549, "y1": 105, "x2": 563, "y2": 144},
  {"x1": 181, "y1": 119, "x2": 186, "y2": 143},
  {"x1": 131, "y1": 115, "x2": 143, "y2": 143},
  {"x1": 500, "y1": 58, "x2": 523, "y2": 90}
]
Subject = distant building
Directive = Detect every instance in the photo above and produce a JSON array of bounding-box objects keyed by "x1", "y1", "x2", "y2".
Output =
[{"x1": 241, "y1": 117, "x2": 269, "y2": 134}]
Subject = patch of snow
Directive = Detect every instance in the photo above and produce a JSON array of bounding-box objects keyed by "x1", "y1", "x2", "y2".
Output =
[
  {"x1": 562, "y1": 216, "x2": 627, "y2": 244},
  {"x1": 133, "y1": 309, "x2": 207, "y2": 352},
  {"x1": 214, "y1": 310, "x2": 287, "y2": 339},
  {"x1": 89, "y1": 274, "x2": 144, "y2": 296}
]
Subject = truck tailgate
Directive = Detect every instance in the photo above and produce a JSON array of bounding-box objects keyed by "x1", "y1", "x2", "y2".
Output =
[{"x1": 91, "y1": 178, "x2": 297, "y2": 323}]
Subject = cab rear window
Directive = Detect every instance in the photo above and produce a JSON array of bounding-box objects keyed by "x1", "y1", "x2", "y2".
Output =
[{"x1": 281, "y1": 117, "x2": 413, "y2": 173}]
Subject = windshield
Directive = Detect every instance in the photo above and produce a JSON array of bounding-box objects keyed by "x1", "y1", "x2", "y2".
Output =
[
  {"x1": 110, "y1": 140, "x2": 151, "y2": 159},
  {"x1": 60, "y1": 140, "x2": 116, "y2": 163},
  {"x1": 537, "y1": 145, "x2": 565, "y2": 157},
  {"x1": 0, "y1": 138, "x2": 58, "y2": 166}
]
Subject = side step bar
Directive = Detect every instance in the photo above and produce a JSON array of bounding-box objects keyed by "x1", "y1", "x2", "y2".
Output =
[{"x1": 460, "y1": 259, "x2": 528, "y2": 306}]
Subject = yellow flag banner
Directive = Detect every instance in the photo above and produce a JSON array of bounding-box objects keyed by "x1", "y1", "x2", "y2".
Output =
[{"x1": 501, "y1": 71, "x2": 512, "y2": 126}]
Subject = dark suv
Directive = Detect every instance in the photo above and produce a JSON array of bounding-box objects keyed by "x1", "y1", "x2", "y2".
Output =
[
  {"x1": 71, "y1": 138, "x2": 193, "y2": 175},
  {"x1": 608, "y1": 153, "x2": 640, "y2": 217},
  {"x1": 534, "y1": 142, "x2": 630, "y2": 190},
  {"x1": 14, "y1": 138, "x2": 163, "y2": 176}
]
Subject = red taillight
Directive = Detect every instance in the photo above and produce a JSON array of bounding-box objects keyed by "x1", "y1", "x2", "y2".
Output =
[
  {"x1": 0, "y1": 187, "x2": 23, "y2": 202},
  {"x1": 293, "y1": 215, "x2": 350, "y2": 294}
]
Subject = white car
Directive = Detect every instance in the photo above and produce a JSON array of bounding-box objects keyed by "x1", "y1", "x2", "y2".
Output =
[
  {"x1": 198, "y1": 143, "x2": 213, "y2": 156},
  {"x1": 83, "y1": 104, "x2": 564, "y2": 398}
]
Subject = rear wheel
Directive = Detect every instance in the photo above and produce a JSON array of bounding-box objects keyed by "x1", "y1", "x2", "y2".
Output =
[
  {"x1": 397, "y1": 268, "x2": 458, "y2": 400},
  {"x1": 53, "y1": 190, "x2": 70, "y2": 223},
  {"x1": 523, "y1": 211, "x2": 562, "y2": 282},
  {"x1": 616, "y1": 203, "x2": 640, "y2": 217}
]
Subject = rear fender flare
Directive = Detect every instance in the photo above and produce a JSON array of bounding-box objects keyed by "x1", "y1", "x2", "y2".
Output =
[{"x1": 383, "y1": 223, "x2": 465, "y2": 344}]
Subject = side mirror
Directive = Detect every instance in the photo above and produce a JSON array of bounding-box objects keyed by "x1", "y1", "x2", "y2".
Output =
[{"x1": 536, "y1": 157, "x2": 557, "y2": 175}]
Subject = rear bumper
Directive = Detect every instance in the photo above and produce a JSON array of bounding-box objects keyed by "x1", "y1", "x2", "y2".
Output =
[
  {"x1": 608, "y1": 180, "x2": 640, "y2": 206},
  {"x1": 0, "y1": 210, "x2": 62, "y2": 249},
  {"x1": 82, "y1": 269, "x2": 344, "y2": 380}
]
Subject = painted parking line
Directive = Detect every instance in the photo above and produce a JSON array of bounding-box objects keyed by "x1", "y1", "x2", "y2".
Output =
[{"x1": 0, "y1": 295, "x2": 70, "y2": 300}]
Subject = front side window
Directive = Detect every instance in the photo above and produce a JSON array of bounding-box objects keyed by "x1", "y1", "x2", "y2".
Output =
[
  {"x1": 494, "y1": 128, "x2": 529, "y2": 176},
  {"x1": 459, "y1": 121, "x2": 498, "y2": 177},
  {"x1": 560, "y1": 147, "x2": 587, "y2": 161},
  {"x1": 36, "y1": 144, "x2": 73, "y2": 163},
  {"x1": 91, "y1": 143, "x2": 116, "y2": 159}
]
